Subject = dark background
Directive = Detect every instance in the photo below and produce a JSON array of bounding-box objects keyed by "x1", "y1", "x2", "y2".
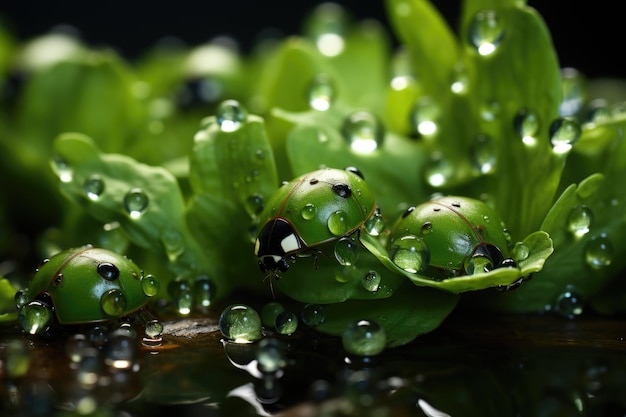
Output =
[{"x1": 0, "y1": 1, "x2": 622, "y2": 79}]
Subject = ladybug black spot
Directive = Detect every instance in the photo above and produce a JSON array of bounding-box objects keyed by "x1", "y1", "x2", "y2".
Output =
[
  {"x1": 309, "y1": 178, "x2": 319, "y2": 185},
  {"x1": 53, "y1": 274, "x2": 63, "y2": 286},
  {"x1": 452, "y1": 201, "x2": 461, "y2": 208},
  {"x1": 332, "y1": 183, "x2": 352, "y2": 198},
  {"x1": 98, "y1": 263, "x2": 120, "y2": 281}
]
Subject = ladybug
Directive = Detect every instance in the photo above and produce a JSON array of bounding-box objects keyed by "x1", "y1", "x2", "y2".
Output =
[
  {"x1": 16, "y1": 245, "x2": 159, "y2": 335},
  {"x1": 254, "y1": 167, "x2": 377, "y2": 276},
  {"x1": 387, "y1": 196, "x2": 516, "y2": 280}
]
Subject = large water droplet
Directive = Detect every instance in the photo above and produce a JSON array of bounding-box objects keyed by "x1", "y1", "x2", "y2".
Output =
[
  {"x1": 217, "y1": 99, "x2": 247, "y2": 132},
  {"x1": 514, "y1": 108, "x2": 540, "y2": 146},
  {"x1": 84, "y1": 175, "x2": 105, "y2": 200},
  {"x1": 306, "y1": 3, "x2": 347, "y2": 57},
  {"x1": 585, "y1": 235, "x2": 613, "y2": 269},
  {"x1": 141, "y1": 274, "x2": 160, "y2": 297},
  {"x1": 301, "y1": 304, "x2": 325, "y2": 327},
  {"x1": 275, "y1": 311, "x2": 298, "y2": 335},
  {"x1": 124, "y1": 188, "x2": 149, "y2": 219},
  {"x1": 512, "y1": 242, "x2": 529, "y2": 262},
  {"x1": 550, "y1": 116, "x2": 581, "y2": 154},
  {"x1": 308, "y1": 74, "x2": 335, "y2": 111},
  {"x1": 342, "y1": 319, "x2": 386, "y2": 357},
  {"x1": 219, "y1": 304, "x2": 262, "y2": 342},
  {"x1": 364, "y1": 209, "x2": 384, "y2": 236},
  {"x1": 100, "y1": 289, "x2": 127, "y2": 317},
  {"x1": 567, "y1": 205, "x2": 593, "y2": 237},
  {"x1": 327, "y1": 210, "x2": 349, "y2": 236},
  {"x1": 464, "y1": 252, "x2": 494, "y2": 275},
  {"x1": 470, "y1": 134, "x2": 496, "y2": 174},
  {"x1": 559, "y1": 68, "x2": 587, "y2": 117},
  {"x1": 18, "y1": 301, "x2": 52, "y2": 335},
  {"x1": 342, "y1": 111, "x2": 384, "y2": 154},
  {"x1": 51, "y1": 156, "x2": 73, "y2": 183},
  {"x1": 553, "y1": 290, "x2": 584, "y2": 318},
  {"x1": 362, "y1": 270, "x2": 381, "y2": 292},
  {"x1": 334, "y1": 237, "x2": 359, "y2": 266},
  {"x1": 301, "y1": 203, "x2": 317, "y2": 220},
  {"x1": 411, "y1": 96, "x2": 439, "y2": 137},
  {"x1": 390, "y1": 235, "x2": 430, "y2": 274},
  {"x1": 468, "y1": 10, "x2": 504, "y2": 56}
]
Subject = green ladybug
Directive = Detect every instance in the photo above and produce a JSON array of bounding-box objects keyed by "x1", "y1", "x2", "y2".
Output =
[
  {"x1": 255, "y1": 167, "x2": 377, "y2": 276},
  {"x1": 16, "y1": 245, "x2": 160, "y2": 336},
  {"x1": 388, "y1": 196, "x2": 516, "y2": 280}
]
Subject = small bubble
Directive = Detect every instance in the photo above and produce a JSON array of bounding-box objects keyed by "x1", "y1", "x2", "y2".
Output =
[
  {"x1": 327, "y1": 210, "x2": 349, "y2": 236},
  {"x1": 219, "y1": 304, "x2": 262, "y2": 342},
  {"x1": 342, "y1": 111, "x2": 384, "y2": 154},
  {"x1": 585, "y1": 235, "x2": 613, "y2": 269},
  {"x1": 364, "y1": 209, "x2": 384, "y2": 236},
  {"x1": 244, "y1": 194, "x2": 265, "y2": 219},
  {"x1": 389, "y1": 235, "x2": 430, "y2": 274},
  {"x1": 470, "y1": 134, "x2": 496, "y2": 174},
  {"x1": 83, "y1": 175, "x2": 105, "y2": 200},
  {"x1": 216, "y1": 99, "x2": 247, "y2": 132},
  {"x1": 362, "y1": 270, "x2": 381, "y2": 292},
  {"x1": 342, "y1": 319, "x2": 386, "y2": 356},
  {"x1": 308, "y1": 74, "x2": 335, "y2": 111},
  {"x1": 124, "y1": 188, "x2": 149, "y2": 219},
  {"x1": 553, "y1": 290, "x2": 584, "y2": 318},
  {"x1": 567, "y1": 205, "x2": 593, "y2": 237},
  {"x1": 100, "y1": 289, "x2": 127, "y2": 317},
  {"x1": 18, "y1": 301, "x2": 52, "y2": 335},
  {"x1": 411, "y1": 96, "x2": 439, "y2": 137},
  {"x1": 301, "y1": 304, "x2": 325, "y2": 326},
  {"x1": 301, "y1": 203, "x2": 317, "y2": 220},
  {"x1": 514, "y1": 108, "x2": 540, "y2": 146},
  {"x1": 261, "y1": 301, "x2": 285, "y2": 327},
  {"x1": 256, "y1": 338, "x2": 288, "y2": 374},
  {"x1": 275, "y1": 311, "x2": 298, "y2": 335},
  {"x1": 468, "y1": 10, "x2": 504, "y2": 56},
  {"x1": 550, "y1": 116, "x2": 581, "y2": 154},
  {"x1": 334, "y1": 237, "x2": 359, "y2": 266},
  {"x1": 51, "y1": 156, "x2": 73, "y2": 183},
  {"x1": 141, "y1": 274, "x2": 160, "y2": 297}
]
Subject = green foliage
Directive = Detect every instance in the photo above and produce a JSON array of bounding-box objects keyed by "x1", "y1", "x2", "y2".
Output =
[{"x1": 1, "y1": 0, "x2": 625, "y2": 347}]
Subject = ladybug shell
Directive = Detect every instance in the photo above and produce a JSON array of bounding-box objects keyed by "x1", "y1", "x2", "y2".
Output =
[
  {"x1": 255, "y1": 168, "x2": 376, "y2": 260},
  {"x1": 28, "y1": 246, "x2": 149, "y2": 324},
  {"x1": 389, "y1": 196, "x2": 511, "y2": 273}
]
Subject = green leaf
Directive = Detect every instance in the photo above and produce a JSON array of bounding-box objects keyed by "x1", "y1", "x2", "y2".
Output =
[
  {"x1": 315, "y1": 281, "x2": 459, "y2": 347},
  {"x1": 0, "y1": 277, "x2": 18, "y2": 320}
]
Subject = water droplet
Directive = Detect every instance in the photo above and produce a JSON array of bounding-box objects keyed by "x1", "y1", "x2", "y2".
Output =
[
  {"x1": 425, "y1": 153, "x2": 454, "y2": 187},
  {"x1": 364, "y1": 209, "x2": 384, "y2": 236},
  {"x1": 65, "y1": 334, "x2": 91, "y2": 363},
  {"x1": 261, "y1": 301, "x2": 285, "y2": 327},
  {"x1": 342, "y1": 111, "x2": 384, "y2": 154},
  {"x1": 512, "y1": 242, "x2": 529, "y2": 262},
  {"x1": 219, "y1": 304, "x2": 262, "y2": 342},
  {"x1": 586, "y1": 98, "x2": 611, "y2": 125},
  {"x1": 124, "y1": 188, "x2": 149, "y2": 219},
  {"x1": 420, "y1": 222, "x2": 433, "y2": 235},
  {"x1": 168, "y1": 280, "x2": 193, "y2": 315},
  {"x1": 411, "y1": 96, "x2": 439, "y2": 137},
  {"x1": 216, "y1": 99, "x2": 247, "y2": 132},
  {"x1": 306, "y1": 3, "x2": 347, "y2": 57},
  {"x1": 111, "y1": 321, "x2": 137, "y2": 339},
  {"x1": 308, "y1": 74, "x2": 334, "y2": 111},
  {"x1": 15, "y1": 290, "x2": 29, "y2": 309},
  {"x1": 550, "y1": 116, "x2": 581, "y2": 154},
  {"x1": 362, "y1": 270, "x2": 381, "y2": 292},
  {"x1": 100, "y1": 289, "x2": 127, "y2": 317},
  {"x1": 464, "y1": 253, "x2": 494, "y2": 275},
  {"x1": 18, "y1": 301, "x2": 52, "y2": 335},
  {"x1": 161, "y1": 228, "x2": 184, "y2": 261},
  {"x1": 470, "y1": 134, "x2": 496, "y2": 174},
  {"x1": 567, "y1": 205, "x2": 593, "y2": 237},
  {"x1": 468, "y1": 10, "x2": 504, "y2": 56},
  {"x1": 553, "y1": 290, "x2": 584, "y2": 318},
  {"x1": 559, "y1": 68, "x2": 587, "y2": 117},
  {"x1": 327, "y1": 210, "x2": 349, "y2": 236},
  {"x1": 514, "y1": 108, "x2": 540, "y2": 146},
  {"x1": 88, "y1": 325, "x2": 109, "y2": 347},
  {"x1": 193, "y1": 277, "x2": 215, "y2": 310},
  {"x1": 141, "y1": 274, "x2": 159, "y2": 297},
  {"x1": 301, "y1": 203, "x2": 317, "y2": 220},
  {"x1": 84, "y1": 175, "x2": 105, "y2": 200},
  {"x1": 334, "y1": 237, "x2": 359, "y2": 266},
  {"x1": 335, "y1": 265, "x2": 358, "y2": 283},
  {"x1": 301, "y1": 304, "x2": 325, "y2": 327},
  {"x1": 342, "y1": 319, "x2": 386, "y2": 356},
  {"x1": 104, "y1": 334, "x2": 137, "y2": 370},
  {"x1": 51, "y1": 156, "x2": 73, "y2": 183},
  {"x1": 585, "y1": 235, "x2": 613, "y2": 269},
  {"x1": 450, "y1": 66, "x2": 469, "y2": 95},
  {"x1": 144, "y1": 319, "x2": 163, "y2": 339},
  {"x1": 480, "y1": 99, "x2": 500, "y2": 122},
  {"x1": 244, "y1": 194, "x2": 265, "y2": 219},
  {"x1": 257, "y1": 338, "x2": 288, "y2": 373},
  {"x1": 275, "y1": 311, "x2": 298, "y2": 335},
  {"x1": 389, "y1": 235, "x2": 430, "y2": 274}
]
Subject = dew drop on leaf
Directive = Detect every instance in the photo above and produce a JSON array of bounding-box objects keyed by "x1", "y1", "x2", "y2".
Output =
[
  {"x1": 410, "y1": 96, "x2": 439, "y2": 138},
  {"x1": 83, "y1": 175, "x2": 105, "y2": 200},
  {"x1": 301, "y1": 304, "x2": 325, "y2": 326},
  {"x1": 216, "y1": 99, "x2": 247, "y2": 132},
  {"x1": 514, "y1": 108, "x2": 540, "y2": 146},
  {"x1": 327, "y1": 210, "x2": 349, "y2": 236},
  {"x1": 364, "y1": 209, "x2": 384, "y2": 236},
  {"x1": 219, "y1": 304, "x2": 262, "y2": 342},
  {"x1": 362, "y1": 270, "x2": 381, "y2": 292},
  {"x1": 141, "y1": 274, "x2": 160, "y2": 297},
  {"x1": 334, "y1": 237, "x2": 359, "y2": 266},
  {"x1": 425, "y1": 153, "x2": 454, "y2": 188},
  {"x1": 480, "y1": 99, "x2": 500, "y2": 122},
  {"x1": 124, "y1": 188, "x2": 149, "y2": 219},
  {"x1": 585, "y1": 234, "x2": 613, "y2": 269},
  {"x1": 301, "y1": 203, "x2": 317, "y2": 220},
  {"x1": 559, "y1": 68, "x2": 587, "y2": 117},
  {"x1": 51, "y1": 156, "x2": 73, "y2": 183},
  {"x1": 342, "y1": 319, "x2": 386, "y2": 356},
  {"x1": 14, "y1": 290, "x2": 29, "y2": 309},
  {"x1": 100, "y1": 289, "x2": 127, "y2": 317},
  {"x1": 470, "y1": 134, "x2": 496, "y2": 174},
  {"x1": 468, "y1": 10, "x2": 504, "y2": 56},
  {"x1": 18, "y1": 301, "x2": 52, "y2": 335},
  {"x1": 567, "y1": 205, "x2": 593, "y2": 237},
  {"x1": 161, "y1": 228, "x2": 185, "y2": 261},
  {"x1": 512, "y1": 242, "x2": 530, "y2": 262},
  {"x1": 450, "y1": 66, "x2": 469, "y2": 95},
  {"x1": 342, "y1": 111, "x2": 384, "y2": 154},
  {"x1": 389, "y1": 235, "x2": 430, "y2": 274},
  {"x1": 275, "y1": 311, "x2": 298, "y2": 335},
  {"x1": 550, "y1": 116, "x2": 581, "y2": 154},
  {"x1": 308, "y1": 73, "x2": 334, "y2": 111}
]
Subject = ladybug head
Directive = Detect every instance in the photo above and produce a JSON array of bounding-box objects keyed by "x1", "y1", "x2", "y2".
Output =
[{"x1": 255, "y1": 218, "x2": 303, "y2": 274}]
